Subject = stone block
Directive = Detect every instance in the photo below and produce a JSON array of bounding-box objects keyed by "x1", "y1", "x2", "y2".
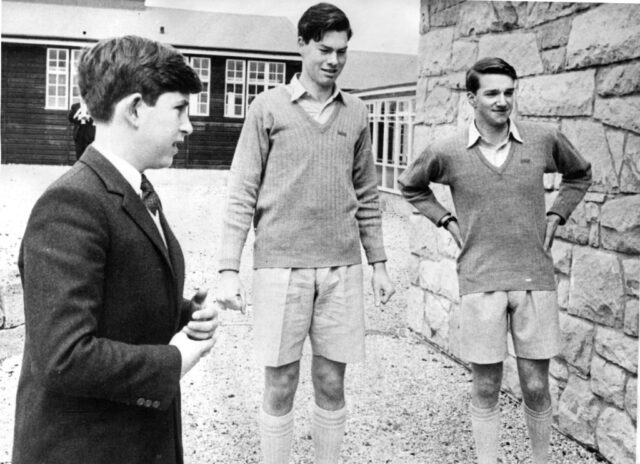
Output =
[
  {"x1": 455, "y1": 1, "x2": 519, "y2": 38},
  {"x1": 418, "y1": 27, "x2": 454, "y2": 77},
  {"x1": 551, "y1": 240, "x2": 572, "y2": 275},
  {"x1": 566, "y1": 3, "x2": 640, "y2": 69},
  {"x1": 450, "y1": 39, "x2": 477, "y2": 72},
  {"x1": 448, "y1": 302, "x2": 462, "y2": 359},
  {"x1": 430, "y1": 1, "x2": 462, "y2": 28},
  {"x1": 595, "y1": 326, "x2": 638, "y2": 374},
  {"x1": 585, "y1": 192, "x2": 606, "y2": 204},
  {"x1": 560, "y1": 119, "x2": 619, "y2": 192},
  {"x1": 625, "y1": 376, "x2": 637, "y2": 423},
  {"x1": 540, "y1": 47, "x2": 565, "y2": 74},
  {"x1": 535, "y1": 16, "x2": 571, "y2": 50},
  {"x1": 550, "y1": 357, "x2": 569, "y2": 383},
  {"x1": 428, "y1": 73, "x2": 466, "y2": 91},
  {"x1": 406, "y1": 284, "x2": 426, "y2": 335},
  {"x1": 557, "y1": 278, "x2": 569, "y2": 310},
  {"x1": 624, "y1": 299, "x2": 639, "y2": 338},
  {"x1": 456, "y1": 93, "x2": 474, "y2": 127},
  {"x1": 559, "y1": 312, "x2": 595, "y2": 376},
  {"x1": 549, "y1": 376, "x2": 563, "y2": 422},
  {"x1": 568, "y1": 247, "x2": 625, "y2": 328},
  {"x1": 601, "y1": 195, "x2": 640, "y2": 254},
  {"x1": 597, "y1": 62, "x2": 640, "y2": 97},
  {"x1": 478, "y1": 32, "x2": 543, "y2": 77},
  {"x1": 623, "y1": 259, "x2": 640, "y2": 297},
  {"x1": 525, "y1": 1, "x2": 591, "y2": 28},
  {"x1": 620, "y1": 133, "x2": 640, "y2": 194},
  {"x1": 591, "y1": 355, "x2": 626, "y2": 408},
  {"x1": 588, "y1": 224, "x2": 599, "y2": 249},
  {"x1": 412, "y1": 123, "x2": 459, "y2": 155},
  {"x1": 595, "y1": 95, "x2": 640, "y2": 135},
  {"x1": 519, "y1": 71, "x2": 594, "y2": 117},
  {"x1": 418, "y1": 257, "x2": 459, "y2": 302},
  {"x1": 502, "y1": 355, "x2": 522, "y2": 400},
  {"x1": 558, "y1": 374, "x2": 601, "y2": 447},
  {"x1": 409, "y1": 213, "x2": 440, "y2": 259},
  {"x1": 555, "y1": 199, "x2": 589, "y2": 246},
  {"x1": 596, "y1": 407, "x2": 637, "y2": 464},
  {"x1": 419, "y1": 0, "x2": 430, "y2": 34},
  {"x1": 424, "y1": 292, "x2": 451, "y2": 347},
  {"x1": 422, "y1": 86, "x2": 460, "y2": 125}
]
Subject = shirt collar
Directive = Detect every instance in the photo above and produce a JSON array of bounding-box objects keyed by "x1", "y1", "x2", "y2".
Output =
[
  {"x1": 92, "y1": 142, "x2": 143, "y2": 196},
  {"x1": 288, "y1": 73, "x2": 344, "y2": 105},
  {"x1": 467, "y1": 119, "x2": 523, "y2": 148}
]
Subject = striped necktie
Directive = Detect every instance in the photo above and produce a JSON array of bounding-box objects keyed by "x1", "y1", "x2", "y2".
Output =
[{"x1": 140, "y1": 174, "x2": 162, "y2": 214}]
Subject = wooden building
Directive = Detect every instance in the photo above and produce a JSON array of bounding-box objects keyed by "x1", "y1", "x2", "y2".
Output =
[{"x1": 1, "y1": 0, "x2": 302, "y2": 168}]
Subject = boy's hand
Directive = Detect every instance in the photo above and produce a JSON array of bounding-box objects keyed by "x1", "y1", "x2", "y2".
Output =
[
  {"x1": 184, "y1": 289, "x2": 219, "y2": 340},
  {"x1": 218, "y1": 271, "x2": 246, "y2": 314},
  {"x1": 170, "y1": 331, "x2": 216, "y2": 379},
  {"x1": 372, "y1": 262, "x2": 395, "y2": 306}
]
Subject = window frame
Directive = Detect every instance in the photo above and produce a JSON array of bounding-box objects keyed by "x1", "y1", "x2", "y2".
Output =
[
  {"x1": 45, "y1": 48, "x2": 70, "y2": 110},
  {"x1": 368, "y1": 97, "x2": 415, "y2": 194},
  {"x1": 224, "y1": 59, "x2": 246, "y2": 119},
  {"x1": 189, "y1": 56, "x2": 211, "y2": 117}
]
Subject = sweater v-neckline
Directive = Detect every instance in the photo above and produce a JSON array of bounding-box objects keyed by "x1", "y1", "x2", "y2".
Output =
[
  {"x1": 291, "y1": 98, "x2": 342, "y2": 133},
  {"x1": 472, "y1": 141, "x2": 517, "y2": 175}
]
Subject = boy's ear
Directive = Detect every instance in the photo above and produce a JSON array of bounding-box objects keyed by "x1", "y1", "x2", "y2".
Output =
[
  {"x1": 118, "y1": 93, "x2": 144, "y2": 127},
  {"x1": 467, "y1": 90, "x2": 477, "y2": 108}
]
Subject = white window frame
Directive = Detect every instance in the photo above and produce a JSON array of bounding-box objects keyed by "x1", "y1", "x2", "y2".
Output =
[
  {"x1": 368, "y1": 98, "x2": 415, "y2": 194},
  {"x1": 45, "y1": 48, "x2": 69, "y2": 110},
  {"x1": 246, "y1": 60, "x2": 285, "y2": 108},
  {"x1": 69, "y1": 48, "x2": 82, "y2": 106},
  {"x1": 224, "y1": 59, "x2": 246, "y2": 118},
  {"x1": 189, "y1": 57, "x2": 210, "y2": 116}
]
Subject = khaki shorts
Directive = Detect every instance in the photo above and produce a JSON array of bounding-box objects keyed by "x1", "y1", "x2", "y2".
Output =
[
  {"x1": 252, "y1": 264, "x2": 365, "y2": 367},
  {"x1": 459, "y1": 290, "x2": 560, "y2": 364}
]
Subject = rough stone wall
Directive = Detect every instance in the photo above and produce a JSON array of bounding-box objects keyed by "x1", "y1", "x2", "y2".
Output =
[{"x1": 403, "y1": 2, "x2": 639, "y2": 463}]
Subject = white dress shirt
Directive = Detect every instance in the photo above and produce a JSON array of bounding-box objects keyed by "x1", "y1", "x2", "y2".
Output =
[
  {"x1": 468, "y1": 120, "x2": 523, "y2": 168},
  {"x1": 287, "y1": 74, "x2": 342, "y2": 123}
]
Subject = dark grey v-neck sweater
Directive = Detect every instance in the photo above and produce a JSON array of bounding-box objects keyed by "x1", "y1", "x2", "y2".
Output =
[
  {"x1": 399, "y1": 121, "x2": 591, "y2": 295},
  {"x1": 219, "y1": 86, "x2": 386, "y2": 271}
]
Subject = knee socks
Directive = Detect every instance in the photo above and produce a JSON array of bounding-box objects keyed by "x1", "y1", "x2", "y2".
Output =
[
  {"x1": 311, "y1": 403, "x2": 347, "y2": 464},
  {"x1": 259, "y1": 407, "x2": 294, "y2": 464},
  {"x1": 470, "y1": 402, "x2": 501, "y2": 464},
  {"x1": 523, "y1": 402, "x2": 552, "y2": 464}
]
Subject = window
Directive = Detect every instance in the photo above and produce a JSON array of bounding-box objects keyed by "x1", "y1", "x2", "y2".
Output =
[
  {"x1": 247, "y1": 61, "x2": 285, "y2": 107},
  {"x1": 225, "y1": 59, "x2": 286, "y2": 117},
  {"x1": 367, "y1": 98, "x2": 415, "y2": 193},
  {"x1": 46, "y1": 48, "x2": 69, "y2": 109},
  {"x1": 189, "y1": 57, "x2": 210, "y2": 116},
  {"x1": 225, "y1": 59, "x2": 245, "y2": 118},
  {"x1": 70, "y1": 49, "x2": 82, "y2": 106}
]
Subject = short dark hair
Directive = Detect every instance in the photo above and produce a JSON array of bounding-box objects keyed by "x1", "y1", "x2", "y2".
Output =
[
  {"x1": 466, "y1": 57, "x2": 517, "y2": 94},
  {"x1": 77, "y1": 35, "x2": 202, "y2": 122},
  {"x1": 298, "y1": 3, "x2": 352, "y2": 43}
]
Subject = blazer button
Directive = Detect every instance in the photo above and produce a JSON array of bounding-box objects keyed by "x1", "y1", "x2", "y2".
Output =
[
  {"x1": 152, "y1": 401, "x2": 160, "y2": 409},
  {"x1": 137, "y1": 398, "x2": 145, "y2": 406},
  {"x1": 145, "y1": 399, "x2": 153, "y2": 408}
]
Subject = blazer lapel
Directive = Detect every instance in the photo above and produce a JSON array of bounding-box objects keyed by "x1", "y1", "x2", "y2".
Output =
[{"x1": 80, "y1": 147, "x2": 176, "y2": 280}]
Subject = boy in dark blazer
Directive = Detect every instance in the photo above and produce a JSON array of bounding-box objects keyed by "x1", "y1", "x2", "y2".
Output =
[{"x1": 13, "y1": 35, "x2": 218, "y2": 464}]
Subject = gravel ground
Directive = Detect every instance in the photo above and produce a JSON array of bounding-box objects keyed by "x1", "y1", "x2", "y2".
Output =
[{"x1": 0, "y1": 164, "x2": 605, "y2": 463}]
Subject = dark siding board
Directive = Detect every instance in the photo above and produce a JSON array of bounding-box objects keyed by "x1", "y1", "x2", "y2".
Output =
[
  {"x1": 3, "y1": 43, "x2": 302, "y2": 168},
  {"x1": 2, "y1": 43, "x2": 75, "y2": 165}
]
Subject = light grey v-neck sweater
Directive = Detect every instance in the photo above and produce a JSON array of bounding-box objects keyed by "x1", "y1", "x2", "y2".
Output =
[
  {"x1": 218, "y1": 86, "x2": 387, "y2": 271},
  {"x1": 399, "y1": 121, "x2": 592, "y2": 295}
]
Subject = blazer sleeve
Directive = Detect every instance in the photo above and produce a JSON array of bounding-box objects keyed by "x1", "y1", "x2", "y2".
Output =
[{"x1": 19, "y1": 184, "x2": 182, "y2": 411}]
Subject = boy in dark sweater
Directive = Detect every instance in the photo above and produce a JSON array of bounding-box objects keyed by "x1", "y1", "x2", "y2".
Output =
[{"x1": 399, "y1": 57, "x2": 591, "y2": 464}]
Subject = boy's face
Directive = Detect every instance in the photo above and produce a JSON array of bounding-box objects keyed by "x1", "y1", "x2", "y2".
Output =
[
  {"x1": 298, "y1": 30, "x2": 349, "y2": 91},
  {"x1": 467, "y1": 73, "x2": 515, "y2": 129},
  {"x1": 136, "y1": 92, "x2": 193, "y2": 170}
]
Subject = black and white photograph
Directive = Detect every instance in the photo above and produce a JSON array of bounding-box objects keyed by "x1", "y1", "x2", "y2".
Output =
[{"x1": 0, "y1": 0, "x2": 638, "y2": 463}]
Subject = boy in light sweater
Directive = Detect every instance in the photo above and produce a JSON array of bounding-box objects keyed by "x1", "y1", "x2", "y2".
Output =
[
  {"x1": 399, "y1": 57, "x2": 591, "y2": 464},
  {"x1": 217, "y1": 3, "x2": 395, "y2": 463}
]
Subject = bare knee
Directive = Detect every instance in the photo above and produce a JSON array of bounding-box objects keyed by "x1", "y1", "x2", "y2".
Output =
[
  {"x1": 312, "y1": 357, "x2": 346, "y2": 410},
  {"x1": 520, "y1": 376, "x2": 550, "y2": 409},
  {"x1": 264, "y1": 362, "x2": 300, "y2": 415},
  {"x1": 471, "y1": 363, "x2": 502, "y2": 408}
]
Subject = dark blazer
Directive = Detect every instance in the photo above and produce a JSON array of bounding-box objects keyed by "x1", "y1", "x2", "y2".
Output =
[{"x1": 13, "y1": 147, "x2": 192, "y2": 464}]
